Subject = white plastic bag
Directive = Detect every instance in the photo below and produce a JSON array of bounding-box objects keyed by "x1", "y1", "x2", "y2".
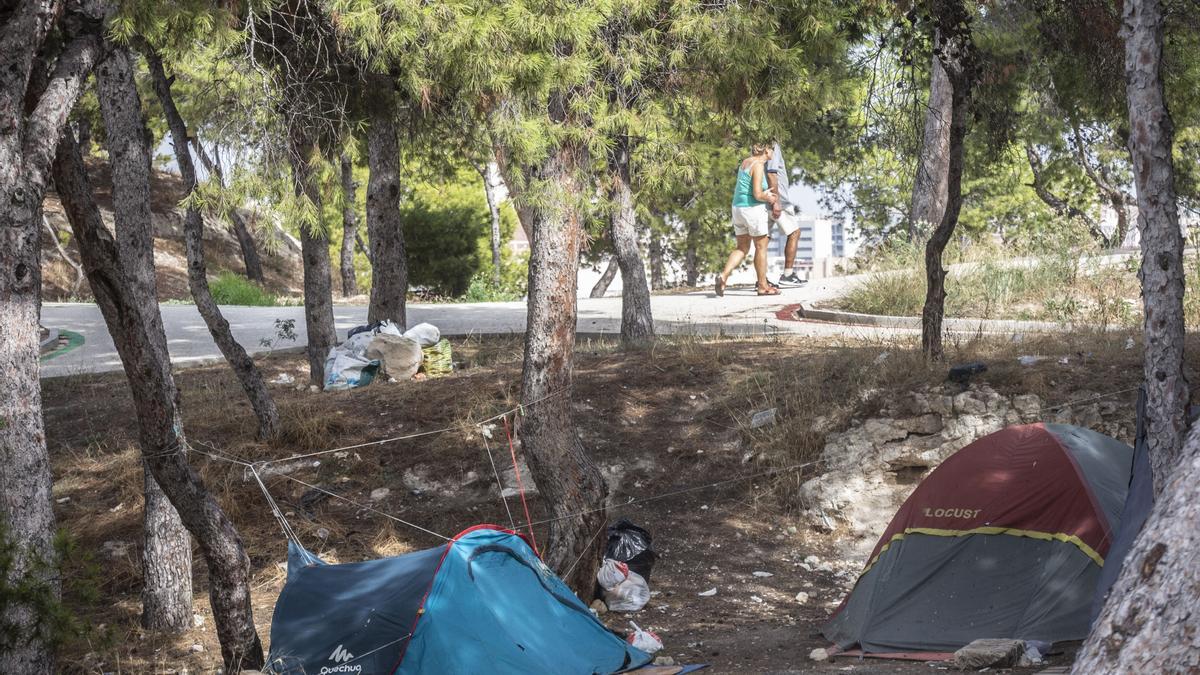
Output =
[
  {"x1": 402, "y1": 322, "x2": 440, "y2": 347},
  {"x1": 376, "y1": 320, "x2": 404, "y2": 337},
  {"x1": 626, "y1": 621, "x2": 662, "y2": 654},
  {"x1": 597, "y1": 558, "x2": 651, "y2": 612},
  {"x1": 323, "y1": 346, "x2": 380, "y2": 391}
]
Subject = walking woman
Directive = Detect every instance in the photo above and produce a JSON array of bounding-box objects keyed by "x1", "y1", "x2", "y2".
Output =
[{"x1": 715, "y1": 143, "x2": 778, "y2": 296}]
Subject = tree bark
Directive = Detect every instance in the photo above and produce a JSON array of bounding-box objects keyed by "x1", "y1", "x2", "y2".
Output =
[
  {"x1": 648, "y1": 231, "x2": 665, "y2": 290},
  {"x1": 289, "y1": 135, "x2": 337, "y2": 386},
  {"x1": 0, "y1": 9, "x2": 101, "y2": 668},
  {"x1": 94, "y1": 45, "x2": 195, "y2": 634},
  {"x1": 1068, "y1": 121, "x2": 1137, "y2": 248},
  {"x1": 43, "y1": 213, "x2": 86, "y2": 295},
  {"x1": 685, "y1": 214, "x2": 700, "y2": 287},
  {"x1": 909, "y1": 52, "x2": 953, "y2": 241},
  {"x1": 477, "y1": 159, "x2": 505, "y2": 287},
  {"x1": 589, "y1": 256, "x2": 619, "y2": 298},
  {"x1": 54, "y1": 123, "x2": 265, "y2": 671},
  {"x1": 1125, "y1": 0, "x2": 1187, "y2": 493},
  {"x1": 607, "y1": 135, "x2": 654, "y2": 346},
  {"x1": 339, "y1": 153, "x2": 359, "y2": 297},
  {"x1": 921, "y1": 5, "x2": 976, "y2": 361},
  {"x1": 495, "y1": 138, "x2": 609, "y2": 598},
  {"x1": 145, "y1": 47, "x2": 280, "y2": 441},
  {"x1": 366, "y1": 85, "x2": 407, "y2": 328},
  {"x1": 1072, "y1": 424, "x2": 1200, "y2": 672},
  {"x1": 192, "y1": 140, "x2": 265, "y2": 283}
]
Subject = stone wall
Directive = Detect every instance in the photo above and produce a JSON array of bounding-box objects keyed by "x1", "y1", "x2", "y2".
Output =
[{"x1": 799, "y1": 383, "x2": 1134, "y2": 559}]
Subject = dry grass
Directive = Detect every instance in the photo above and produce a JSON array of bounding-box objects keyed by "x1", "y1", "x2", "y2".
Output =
[{"x1": 39, "y1": 330, "x2": 1169, "y2": 672}]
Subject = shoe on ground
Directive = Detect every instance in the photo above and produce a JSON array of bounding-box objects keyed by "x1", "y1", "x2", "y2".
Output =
[{"x1": 779, "y1": 272, "x2": 806, "y2": 286}]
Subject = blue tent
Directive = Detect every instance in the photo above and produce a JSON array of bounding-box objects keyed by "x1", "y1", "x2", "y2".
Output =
[{"x1": 265, "y1": 525, "x2": 652, "y2": 674}]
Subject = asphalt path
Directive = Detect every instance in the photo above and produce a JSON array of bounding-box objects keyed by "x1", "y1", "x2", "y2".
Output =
[{"x1": 39, "y1": 274, "x2": 878, "y2": 378}]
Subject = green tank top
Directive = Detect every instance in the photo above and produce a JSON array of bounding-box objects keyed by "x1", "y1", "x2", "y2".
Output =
[{"x1": 731, "y1": 164, "x2": 767, "y2": 207}]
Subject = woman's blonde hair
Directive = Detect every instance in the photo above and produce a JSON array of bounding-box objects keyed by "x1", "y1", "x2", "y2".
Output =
[{"x1": 752, "y1": 143, "x2": 770, "y2": 156}]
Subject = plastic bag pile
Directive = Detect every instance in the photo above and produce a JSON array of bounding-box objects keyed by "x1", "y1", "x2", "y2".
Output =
[{"x1": 323, "y1": 321, "x2": 450, "y2": 391}]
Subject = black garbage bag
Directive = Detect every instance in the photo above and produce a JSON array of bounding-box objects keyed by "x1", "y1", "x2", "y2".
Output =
[{"x1": 604, "y1": 518, "x2": 657, "y2": 582}]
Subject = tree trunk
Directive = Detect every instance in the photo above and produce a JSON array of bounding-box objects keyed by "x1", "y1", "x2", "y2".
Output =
[
  {"x1": 145, "y1": 48, "x2": 280, "y2": 441},
  {"x1": 289, "y1": 136, "x2": 337, "y2": 386},
  {"x1": 1126, "y1": 0, "x2": 1187, "y2": 492},
  {"x1": 1071, "y1": 425, "x2": 1200, "y2": 672},
  {"x1": 589, "y1": 256, "x2": 619, "y2": 298},
  {"x1": 192, "y1": 140, "x2": 265, "y2": 283},
  {"x1": 1024, "y1": 143, "x2": 1108, "y2": 242},
  {"x1": 477, "y1": 160, "x2": 505, "y2": 287},
  {"x1": 648, "y1": 231, "x2": 665, "y2": 290},
  {"x1": 339, "y1": 153, "x2": 359, "y2": 297},
  {"x1": 366, "y1": 86, "x2": 407, "y2": 327},
  {"x1": 607, "y1": 135, "x2": 654, "y2": 346},
  {"x1": 909, "y1": 52, "x2": 953, "y2": 241},
  {"x1": 495, "y1": 140, "x2": 609, "y2": 597},
  {"x1": 0, "y1": 12, "x2": 102, "y2": 668},
  {"x1": 920, "y1": 8, "x2": 975, "y2": 361},
  {"x1": 685, "y1": 216, "x2": 700, "y2": 287},
  {"x1": 95, "y1": 46, "x2": 194, "y2": 633},
  {"x1": 55, "y1": 122, "x2": 265, "y2": 670}
]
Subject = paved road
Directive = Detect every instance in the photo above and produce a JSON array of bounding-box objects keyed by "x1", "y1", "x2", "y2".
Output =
[{"x1": 40, "y1": 274, "x2": 886, "y2": 377}]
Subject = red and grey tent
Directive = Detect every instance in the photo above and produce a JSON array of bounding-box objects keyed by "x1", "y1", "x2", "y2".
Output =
[{"x1": 824, "y1": 423, "x2": 1135, "y2": 653}]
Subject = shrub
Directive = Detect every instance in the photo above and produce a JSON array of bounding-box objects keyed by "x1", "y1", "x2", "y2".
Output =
[{"x1": 209, "y1": 270, "x2": 278, "y2": 306}]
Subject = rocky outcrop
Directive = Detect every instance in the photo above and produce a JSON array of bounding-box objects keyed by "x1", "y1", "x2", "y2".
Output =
[{"x1": 800, "y1": 384, "x2": 1133, "y2": 559}]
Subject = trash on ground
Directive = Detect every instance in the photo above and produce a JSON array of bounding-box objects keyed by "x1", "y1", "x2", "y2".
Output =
[
  {"x1": 873, "y1": 351, "x2": 890, "y2": 364},
  {"x1": 1017, "y1": 355, "x2": 1043, "y2": 366},
  {"x1": 749, "y1": 408, "x2": 777, "y2": 429},
  {"x1": 270, "y1": 373, "x2": 295, "y2": 385},
  {"x1": 420, "y1": 338, "x2": 454, "y2": 377},
  {"x1": 626, "y1": 621, "x2": 663, "y2": 654},
  {"x1": 606, "y1": 518, "x2": 657, "y2": 581},
  {"x1": 402, "y1": 322, "x2": 440, "y2": 346},
  {"x1": 598, "y1": 559, "x2": 651, "y2": 612},
  {"x1": 697, "y1": 588, "x2": 717, "y2": 597},
  {"x1": 809, "y1": 647, "x2": 829, "y2": 662},
  {"x1": 948, "y1": 361, "x2": 987, "y2": 384},
  {"x1": 365, "y1": 334, "x2": 423, "y2": 381}
]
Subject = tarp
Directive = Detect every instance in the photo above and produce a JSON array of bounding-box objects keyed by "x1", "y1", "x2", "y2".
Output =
[
  {"x1": 825, "y1": 424, "x2": 1134, "y2": 653},
  {"x1": 266, "y1": 525, "x2": 651, "y2": 675}
]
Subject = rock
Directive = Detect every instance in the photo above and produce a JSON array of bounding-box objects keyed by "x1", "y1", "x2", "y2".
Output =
[
  {"x1": 590, "y1": 599, "x2": 607, "y2": 615},
  {"x1": 803, "y1": 555, "x2": 820, "y2": 566},
  {"x1": 316, "y1": 527, "x2": 330, "y2": 540},
  {"x1": 794, "y1": 591, "x2": 809, "y2": 604},
  {"x1": 190, "y1": 644, "x2": 205, "y2": 653},
  {"x1": 100, "y1": 540, "x2": 132, "y2": 559},
  {"x1": 653, "y1": 657, "x2": 676, "y2": 666},
  {"x1": 749, "y1": 408, "x2": 777, "y2": 429},
  {"x1": 365, "y1": 334, "x2": 423, "y2": 380},
  {"x1": 308, "y1": 384, "x2": 319, "y2": 392},
  {"x1": 697, "y1": 588, "x2": 717, "y2": 597},
  {"x1": 370, "y1": 488, "x2": 391, "y2": 501},
  {"x1": 809, "y1": 648, "x2": 829, "y2": 662},
  {"x1": 952, "y1": 638, "x2": 1026, "y2": 670}
]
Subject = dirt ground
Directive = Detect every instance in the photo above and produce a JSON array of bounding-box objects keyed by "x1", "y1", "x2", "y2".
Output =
[{"x1": 40, "y1": 333, "x2": 1149, "y2": 673}]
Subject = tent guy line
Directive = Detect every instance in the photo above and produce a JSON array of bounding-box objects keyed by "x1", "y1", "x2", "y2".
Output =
[
  {"x1": 185, "y1": 384, "x2": 1144, "y2": 553},
  {"x1": 249, "y1": 385, "x2": 572, "y2": 468}
]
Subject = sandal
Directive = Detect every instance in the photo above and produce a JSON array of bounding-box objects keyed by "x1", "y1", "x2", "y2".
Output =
[
  {"x1": 756, "y1": 285, "x2": 781, "y2": 296},
  {"x1": 715, "y1": 276, "x2": 727, "y2": 297}
]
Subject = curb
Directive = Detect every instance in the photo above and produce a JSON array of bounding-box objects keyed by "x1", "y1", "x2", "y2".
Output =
[{"x1": 783, "y1": 306, "x2": 1074, "y2": 334}]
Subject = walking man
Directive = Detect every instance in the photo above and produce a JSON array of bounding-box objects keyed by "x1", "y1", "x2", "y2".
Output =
[{"x1": 766, "y1": 142, "x2": 805, "y2": 286}]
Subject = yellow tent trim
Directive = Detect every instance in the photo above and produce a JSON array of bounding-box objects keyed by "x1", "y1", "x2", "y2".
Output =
[{"x1": 858, "y1": 526, "x2": 1105, "y2": 579}]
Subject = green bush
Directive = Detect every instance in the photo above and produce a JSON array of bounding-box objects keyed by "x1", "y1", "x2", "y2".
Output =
[{"x1": 209, "y1": 270, "x2": 278, "y2": 306}]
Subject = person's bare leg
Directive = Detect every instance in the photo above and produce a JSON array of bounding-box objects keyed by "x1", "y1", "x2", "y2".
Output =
[
  {"x1": 752, "y1": 235, "x2": 770, "y2": 290},
  {"x1": 720, "y1": 235, "x2": 752, "y2": 282},
  {"x1": 784, "y1": 230, "x2": 800, "y2": 270}
]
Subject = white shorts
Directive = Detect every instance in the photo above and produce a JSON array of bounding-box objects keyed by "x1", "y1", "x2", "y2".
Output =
[
  {"x1": 772, "y1": 208, "x2": 800, "y2": 236},
  {"x1": 731, "y1": 205, "x2": 769, "y2": 237}
]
